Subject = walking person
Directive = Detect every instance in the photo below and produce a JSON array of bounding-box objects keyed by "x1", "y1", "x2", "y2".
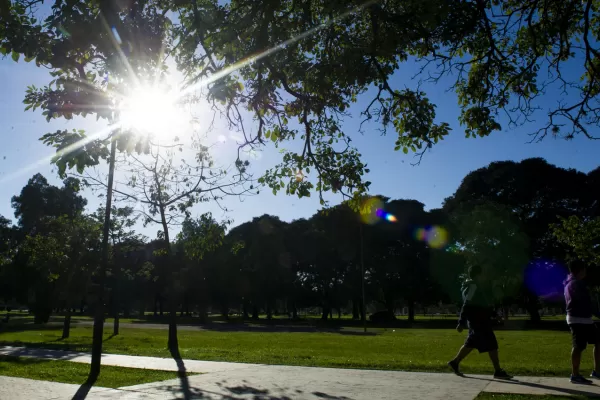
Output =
[
  {"x1": 564, "y1": 259, "x2": 600, "y2": 384},
  {"x1": 447, "y1": 265, "x2": 512, "y2": 379}
]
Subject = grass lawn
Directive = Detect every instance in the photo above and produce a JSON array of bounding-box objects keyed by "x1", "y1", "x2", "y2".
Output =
[
  {"x1": 476, "y1": 394, "x2": 595, "y2": 399},
  {"x1": 0, "y1": 355, "x2": 185, "y2": 388},
  {"x1": 0, "y1": 325, "x2": 581, "y2": 376}
]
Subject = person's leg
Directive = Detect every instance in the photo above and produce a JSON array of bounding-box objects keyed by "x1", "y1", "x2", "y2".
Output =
[
  {"x1": 570, "y1": 325, "x2": 585, "y2": 377},
  {"x1": 572, "y1": 346, "x2": 583, "y2": 376},
  {"x1": 452, "y1": 346, "x2": 474, "y2": 363},
  {"x1": 489, "y1": 349, "x2": 501, "y2": 371},
  {"x1": 591, "y1": 324, "x2": 600, "y2": 375},
  {"x1": 448, "y1": 331, "x2": 476, "y2": 374},
  {"x1": 593, "y1": 344, "x2": 600, "y2": 373}
]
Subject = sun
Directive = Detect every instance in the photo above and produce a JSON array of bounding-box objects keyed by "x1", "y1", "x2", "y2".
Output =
[{"x1": 119, "y1": 83, "x2": 188, "y2": 139}]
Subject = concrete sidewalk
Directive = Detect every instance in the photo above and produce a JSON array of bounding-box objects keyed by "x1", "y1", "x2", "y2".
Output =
[
  {"x1": 1, "y1": 346, "x2": 600, "y2": 399},
  {"x1": 0, "y1": 345, "x2": 255, "y2": 373}
]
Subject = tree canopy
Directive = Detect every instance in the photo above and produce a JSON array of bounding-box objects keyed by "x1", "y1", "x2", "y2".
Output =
[{"x1": 2, "y1": 0, "x2": 599, "y2": 205}]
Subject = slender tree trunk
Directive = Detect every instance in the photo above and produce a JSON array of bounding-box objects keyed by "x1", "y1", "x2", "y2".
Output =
[
  {"x1": 352, "y1": 298, "x2": 359, "y2": 320},
  {"x1": 62, "y1": 307, "x2": 71, "y2": 339},
  {"x1": 385, "y1": 294, "x2": 395, "y2": 315},
  {"x1": 221, "y1": 302, "x2": 229, "y2": 320},
  {"x1": 407, "y1": 300, "x2": 415, "y2": 322},
  {"x1": 252, "y1": 304, "x2": 259, "y2": 320},
  {"x1": 321, "y1": 305, "x2": 329, "y2": 321},
  {"x1": 91, "y1": 135, "x2": 117, "y2": 380},
  {"x1": 242, "y1": 300, "x2": 249, "y2": 319},
  {"x1": 266, "y1": 302, "x2": 273, "y2": 320},
  {"x1": 292, "y1": 302, "x2": 298, "y2": 320},
  {"x1": 113, "y1": 261, "x2": 120, "y2": 336}
]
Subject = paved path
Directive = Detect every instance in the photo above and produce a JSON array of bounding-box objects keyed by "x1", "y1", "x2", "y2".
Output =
[{"x1": 2, "y1": 346, "x2": 600, "y2": 399}]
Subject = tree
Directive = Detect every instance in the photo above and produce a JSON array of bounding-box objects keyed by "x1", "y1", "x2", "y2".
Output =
[
  {"x1": 444, "y1": 158, "x2": 590, "y2": 320},
  {"x1": 552, "y1": 216, "x2": 600, "y2": 267},
  {"x1": 0, "y1": 216, "x2": 19, "y2": 306},
  {"x1": 366, "y1": 199, "x2": 432, "y2": 321},
  {"x1": 83, "y1": 134, "x2": 252, "y2": 353},
  {"x1": 92, "y1": 205, "x2": 145, "y2": 335},
  {"x1": 167, "y1": 0, "x2": 600, "y2": 202},
  {"x1": 176, "y1": 213, "x2": 229, "y2": 320},
  {"x1": 10, "y1": 174, "x2": 89, "y2": 323},
  {"x1": 9, "y1": 1, "x2": 599, "y2": 212},
  {"x1": 12, "y1": 174, "x2": 87, "y2": 234},
  {"x1": 23, "y1": 214, "x2": 101, "y2": 335},
  {"x1": 452, "y1": 203, "x2": 529, "y2": 316}
]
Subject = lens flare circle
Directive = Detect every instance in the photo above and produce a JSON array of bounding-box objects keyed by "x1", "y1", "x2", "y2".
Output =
[
  {"x1": 360, "y1": 197, "x2": 384, "y2": 225},
  {"x1": 415, "y1": 225, "x2": 449, "y2": 249},
  {"x1": 525, "y1": 260, "x2": 568, "y2": 300}
]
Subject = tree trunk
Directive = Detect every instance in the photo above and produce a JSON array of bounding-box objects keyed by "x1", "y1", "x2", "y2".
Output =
[
  {"x1": 242, "y1": 300, "x2": 249, "y2": 320},
  {"x1": 407, "y1": 300, "x2": 415, "y2": 322},
  {"x1": 385, "y1": 295, "x2": 395, "y2": 315},
  {"x1": 266, "y1": 302, "x2": 273, "y2": 320},
  {"x1": 113, "y1": 262, "x2": 120, "y2": 336},
  {"x1": 252, "y1": 304, "x2": 259, "y2": 320},
  {"x1": 352, "y1": 298, "x2": 359, "y2": 320},
  {"x1": 338, "y1": 308, "x2": 342, "y2": 319},
  {"x1": 157, "y1": 203, "x2": 179, "y2": 354},
  {"x1": 221, "y1": 302, "x2": 229, "y2": 320},
  {"x1": 528, "y1": 305, "x2": 541, "y2": 322},
  {"x1": 168, "y1": 298, "x2": 178, "y2": 353},
  {"x1": 321, "y1": 305, "x2": 329, "y2": 321},
  {"x1": 292, "y1": 302, "x2": 298, "y2": 320},
  {"x1": 62, "y1": 308, "x2": 71, "y2": 339}
]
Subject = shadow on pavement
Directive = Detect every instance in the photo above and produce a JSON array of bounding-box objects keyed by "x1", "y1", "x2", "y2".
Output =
[
  {"x1": 0, "y1": 346, "x2": 84, "y2": 361},
  {"x1": 154, "y1": 381, "x2": 354, "y2": 399},
  {"x1": 463, "y1": 375, "x2": 600, "y2": 398},
  {"x1": 71, "y1": 379, "x2": 94, "y2": 400},
  {"x1": 170, "y1": 346, "x2": 192, "y2": 400}
]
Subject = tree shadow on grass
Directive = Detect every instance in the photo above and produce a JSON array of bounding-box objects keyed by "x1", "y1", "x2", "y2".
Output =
[{"x1": 462, "y1": 375, "x2": 600, "y2": 398}]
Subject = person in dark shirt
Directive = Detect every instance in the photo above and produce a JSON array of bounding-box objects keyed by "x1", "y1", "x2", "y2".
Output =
[
  {"x1": 447, "y1": 265, "x2": 512, "y2": 379},
  {"x1": 564, "y1": 259, "x2": 600, "y2": 384}
]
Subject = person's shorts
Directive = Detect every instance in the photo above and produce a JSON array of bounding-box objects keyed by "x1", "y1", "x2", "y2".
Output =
[
  {"x1": 464, "y1": 327, "x2": 498, "y2": 353},
  {"x1": 569, "y1": 323, "x2": 600, "y2": 350}
]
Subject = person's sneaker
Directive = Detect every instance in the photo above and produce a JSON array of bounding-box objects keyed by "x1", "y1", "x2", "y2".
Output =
[
  {"x1": 571, "y1": 374, "x2": 593, "y2": 384},
  {"x1": 447, "y1": 360, "x2": 462, "y2": 375},
  {"x1": 494, "y1": 369, "x2": 513, "y2": 380},
  {"x1": 591, "y1": 370, "x2": 600, "y2": 380}
]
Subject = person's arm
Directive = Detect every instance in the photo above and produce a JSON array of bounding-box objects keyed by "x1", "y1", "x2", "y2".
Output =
[{"x1": 457, "y1": 283, "x2": 476, "y2": 330}]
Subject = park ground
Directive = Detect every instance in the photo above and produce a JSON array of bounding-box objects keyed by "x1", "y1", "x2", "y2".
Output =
[{"x1": 1, "y1": 316, "x2": 599, "y2": 398}]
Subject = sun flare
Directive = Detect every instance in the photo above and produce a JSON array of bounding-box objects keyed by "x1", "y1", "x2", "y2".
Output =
[{"x1": 119, "y1": 84, "x2": 188, "y2": 139}]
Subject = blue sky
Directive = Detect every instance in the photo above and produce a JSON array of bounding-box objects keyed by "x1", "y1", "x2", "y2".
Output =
[{"x1": 1, "y1": 54, "x2": 599, "y2": 239}]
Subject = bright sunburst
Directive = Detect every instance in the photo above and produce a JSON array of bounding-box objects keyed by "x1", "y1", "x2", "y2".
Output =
[{"x1": 119, "y1": 83, "x2": 188, "y2": 139}]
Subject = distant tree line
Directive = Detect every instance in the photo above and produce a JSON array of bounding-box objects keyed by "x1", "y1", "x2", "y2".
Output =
[{"x1": 0, "y1": 158, "x2": 598, "y2": 332}]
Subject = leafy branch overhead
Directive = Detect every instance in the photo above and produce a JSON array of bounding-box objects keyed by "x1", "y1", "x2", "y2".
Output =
[{"x1": 3, "y1": 0, "x2": 600, "y2": 205}]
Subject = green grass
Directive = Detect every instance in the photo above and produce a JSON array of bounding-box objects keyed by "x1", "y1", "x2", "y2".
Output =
[
  {"x1": 476, "y1": 394, "x2": 595, "y2": 400},
  {"x1": 0, "y1": 325, "x2": 580, "y2": 376},
  {"x1": 0, "y1": 355, "x2": 185, "y2": 388}
]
